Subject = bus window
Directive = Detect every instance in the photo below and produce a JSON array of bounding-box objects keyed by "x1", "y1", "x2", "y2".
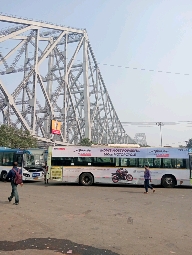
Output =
[
  {"x1": 51, "y1": 157, "x2": 65, "y2": 166},
  {"x1": 0, "y1": 152, "x2": 3, "y2": 165},
  {"x1": 186, "y1": 159, "x2": 189, "y2": 169},
  {"x1": 162, "y1": 158, "x2": 176, "y2": 168},
  {"x1": 176, "y1": 159, "x2": 187, "y2": 169},
  {"x1": 138, "y1": 159, "x2": 144, "y2": 167},
  {"x1": 51, "y1": 157, "x2": 74, "y2": 166},
  {"x1": 120, "y1": 158, "x2": 128, "y2": 167},
  {"x1": 138, "y1": 158, "x2": 157, "y2": 168},
  {"x1": 63, "y1": 158, "x2": 73, "y2": 166},
  {"x1": 128, "y1": 158, "x2": 137, "y2": 167},
  {"x1": 120, "y1": 158, "x2": 135, "y2": 167},
  {"x1": 116, "y1": 158, "x2": 120, "y2": 167},
  {"x1": 138, "y1": 159, "x2": 147, "y2": 167},
  {"x1": 153, "y1": 158, "x2": 161, "y2": 168},
  {"x1": 146, "y1": 159, "x2": 153, "y2": 167},
  {"x1": 176, "y1": 159, "x2": 182, "y2": 168},
  {"x1": 93, "y1": 157, "x2": 115, "y2": 167},
  {"x1": 75, "y1": 157, "x2": 93, "y2": 166},
  {"x1": 2, "y1": 152, "x2": 14, "y2": 166}
]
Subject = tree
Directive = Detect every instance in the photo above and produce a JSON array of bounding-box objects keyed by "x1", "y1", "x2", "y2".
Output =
[
  {"x1": 186, "y1": 139, "x2": 192, "y2": 148},
  {"x1": 79, "y1": 138, "x2": 92, "y2": 146},
  {"x1": 139, "y1": 144, "x2": 150, "y2": 147},
  {"x1": 0, "y1": 124, "x2": 37, "y2": 148}
]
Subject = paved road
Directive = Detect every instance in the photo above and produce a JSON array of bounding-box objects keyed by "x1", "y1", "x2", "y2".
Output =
[{"x1": 0, "y1": 181, "x2": 192, "y2": 255}]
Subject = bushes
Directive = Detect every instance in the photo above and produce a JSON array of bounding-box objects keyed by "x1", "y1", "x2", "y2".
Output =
[{"x1": 79, "y1": 138, "x2": 92, "y2": 146}]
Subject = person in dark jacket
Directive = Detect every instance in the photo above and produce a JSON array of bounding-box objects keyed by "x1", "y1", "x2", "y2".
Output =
[
  {"x1": 6, "y1": 162, "x2": 23, "y2": 205},
  {"x1": 144, "y1": 165, "x2": 155, "y2": 194}
]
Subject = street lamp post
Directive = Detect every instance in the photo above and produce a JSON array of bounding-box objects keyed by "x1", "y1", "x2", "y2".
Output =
[{"x1": 156, "y1": 122, "x2": 164, "y2": 147}]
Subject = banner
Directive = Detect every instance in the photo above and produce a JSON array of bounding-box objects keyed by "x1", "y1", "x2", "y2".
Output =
[
  {"x1": 50, "y1": 120, "x2": 61, "y2": 135},
  {"x1": 52, "y1": 146, "x2": 189, "y2": 159}
]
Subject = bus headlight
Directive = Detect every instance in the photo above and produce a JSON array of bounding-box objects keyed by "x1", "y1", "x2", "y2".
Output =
[{"x1": 23, "y1": 173, "x2": 30, "y2": 177}]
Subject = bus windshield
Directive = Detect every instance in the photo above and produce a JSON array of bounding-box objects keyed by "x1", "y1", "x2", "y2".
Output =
[{"x1": 23, "y1": 153, "x2": 35, "y2": 167}]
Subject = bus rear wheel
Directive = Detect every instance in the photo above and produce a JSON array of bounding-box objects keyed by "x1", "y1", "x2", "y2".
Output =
[
  {"x1": 79, "y1": 173, "x2": 94, "y2": 186},
  {"x1": 1, "y1": 171, "x2": 7, "y2": 181},
  {"x1": 162, "y1": 175, "x2": 176, "y2": 188}
]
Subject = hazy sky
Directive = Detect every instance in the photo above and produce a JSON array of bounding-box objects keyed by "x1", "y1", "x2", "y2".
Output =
[{"x1": 1, "y1": 0, "x2": 192, "y2": 146}]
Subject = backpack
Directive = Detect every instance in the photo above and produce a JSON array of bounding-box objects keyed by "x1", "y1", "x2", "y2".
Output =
[{"x1": 13, "y1": 168, "x2": 23, "y2": 185}]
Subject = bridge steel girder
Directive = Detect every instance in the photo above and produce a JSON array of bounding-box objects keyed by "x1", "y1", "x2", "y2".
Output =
[{"x1": 0, "y1": 14, "x2": 135, "y2": 145}]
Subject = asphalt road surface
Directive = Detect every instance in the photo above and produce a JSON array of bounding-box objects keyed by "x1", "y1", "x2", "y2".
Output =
[{"x1": 0, "y1": 181, "x2": 192, "y2": 255}]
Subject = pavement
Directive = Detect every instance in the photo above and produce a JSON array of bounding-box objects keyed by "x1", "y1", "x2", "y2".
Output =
[{"x1": 0, "y1": 181, "x2": 192, "y2": 255}]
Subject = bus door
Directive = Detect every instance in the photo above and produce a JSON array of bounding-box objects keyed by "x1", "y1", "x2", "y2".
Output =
[
  {"x1": 15, "y1": 150, "x2": 24, "y2": 169},
  {"x1": 189, "y1": 154, "x2": 192, "y2": 180},
  {"x1": 50, "y1": 166, "x2": 63, "y2": 181}
]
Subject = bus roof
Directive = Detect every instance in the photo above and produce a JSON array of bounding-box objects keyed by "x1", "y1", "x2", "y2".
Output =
[
  {"x1": 105, "y1": 144, "x2": 140, "y2": 148},
  {"x1": 52, "y1": 144, "x2": 140, "y2": 148},
  {"x1": 0, "y1": 148, "x2": 31, "y2": 154}
]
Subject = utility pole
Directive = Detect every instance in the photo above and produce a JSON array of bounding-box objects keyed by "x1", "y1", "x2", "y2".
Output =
[{"x1": 156, "y1": 122, "x2": 164, "y2": 147}]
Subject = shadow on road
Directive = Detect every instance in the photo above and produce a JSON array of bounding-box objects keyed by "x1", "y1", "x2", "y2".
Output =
[
  {"x1": 0, "y1": 200, "x2": 9, "y2": 204},
  {"x1": 22, "y1": 180, "x2": 192, "y2": 189},
  {"x1": 0, "y1": 237, "x2": 120, "y2": 255}
]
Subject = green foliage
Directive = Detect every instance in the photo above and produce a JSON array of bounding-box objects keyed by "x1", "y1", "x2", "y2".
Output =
[
  {"x1": 79, "y1": 138, "x2": 92, "y2": 146},
  {"x1": 186, "y1": 139, "x2": 192, "y2": 148},
  {"x1": 0, "y1": 124, "x2": 37, "y2": 149},
  {"x1": 139, "y1": 144, "x2": 150, "y2": 147}
]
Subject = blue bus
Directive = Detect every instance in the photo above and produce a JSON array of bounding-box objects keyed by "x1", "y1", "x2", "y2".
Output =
[{"x1": 0, "y1": 147, "x2": 44, "y2": 181}]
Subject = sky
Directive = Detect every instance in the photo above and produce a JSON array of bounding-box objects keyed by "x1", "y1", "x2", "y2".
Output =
[{"x1": 0, "y1": 0, "x2": 192, "y2": 146}]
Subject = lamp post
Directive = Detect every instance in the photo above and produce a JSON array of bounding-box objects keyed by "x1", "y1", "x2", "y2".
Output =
[
  {"x1": 106, "y1": 127, "x2": 108, "y2": 144},
  {"x1": 156, "y1": 122, "x2": 164, "y2": 147}
]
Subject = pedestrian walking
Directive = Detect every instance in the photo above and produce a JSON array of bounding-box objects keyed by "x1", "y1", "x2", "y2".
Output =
[
  {"x1": 144, "y1": 165, "x2": 155, "y2": 194},
  {"x1": 6, "y1": 162, "x2": 23, "y2": 205},
  {"x1": 43, "y1": 161, "x2": 49, "y2": 184}
]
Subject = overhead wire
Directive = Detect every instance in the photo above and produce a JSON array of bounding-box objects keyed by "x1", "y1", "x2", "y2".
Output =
[
  {"x1": 0, "y1": 46, "x2": 190, "y2": 75},
  {"x1": 97, "y1": 63, "x2": 189, "y2": 76},
  {"x1": 74, "y1": 59, "x2": 190, "y2": 75}
]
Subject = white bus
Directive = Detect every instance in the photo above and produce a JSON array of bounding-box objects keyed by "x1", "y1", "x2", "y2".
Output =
[
  {"x1": 0, "y1": 148, "x2": 44, "y2": 181},
  {"x1": 46, "y1": 146, "x2": 192, "y2": 188}
]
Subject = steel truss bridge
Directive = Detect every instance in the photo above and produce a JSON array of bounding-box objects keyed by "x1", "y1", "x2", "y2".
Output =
[{"x1": 0, "y1": 14, "x2": 135, "y2": 146}]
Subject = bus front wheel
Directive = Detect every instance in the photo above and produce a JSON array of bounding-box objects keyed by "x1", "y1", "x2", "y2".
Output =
[
  {"x1": 161, "y1": 175, "x2": 176, "y2": 188},
  {"x1": 79, "y1": 173, "x2": 94, "y2": 186}
]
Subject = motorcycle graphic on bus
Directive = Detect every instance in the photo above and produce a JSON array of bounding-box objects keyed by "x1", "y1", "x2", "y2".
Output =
[{"x1": 111, "y1": 168, "x2": 133, "y2": 183}]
